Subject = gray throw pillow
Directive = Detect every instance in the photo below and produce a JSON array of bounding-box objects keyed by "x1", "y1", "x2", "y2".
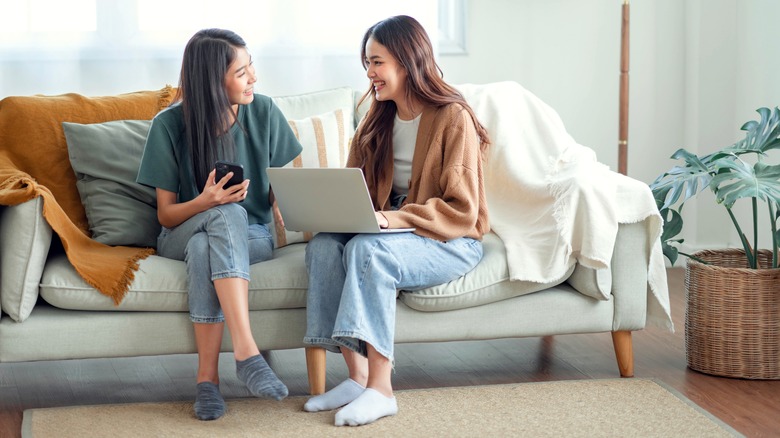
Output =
[{"x1": 63, "y1": 120, "x2": 160, "y2": 248}]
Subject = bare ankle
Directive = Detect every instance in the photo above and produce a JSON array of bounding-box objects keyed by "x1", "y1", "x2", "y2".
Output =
[
  {"x1": 234, "y1": 347, "x2": 261, "y2": 362},
  {"x1": 348, "y1": 373, "x2": 368, "y2": 387},
  {"x1": 196, "y1": 375, "x2": 219, "y2": 385},
  {"x1": 366, "y1": 384, "x2": 393, "y2": 398}
]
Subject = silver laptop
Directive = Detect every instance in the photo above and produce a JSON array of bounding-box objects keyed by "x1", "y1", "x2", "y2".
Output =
[{"x1": 267, "y1": 167, "x2": 415, "y2": 234}]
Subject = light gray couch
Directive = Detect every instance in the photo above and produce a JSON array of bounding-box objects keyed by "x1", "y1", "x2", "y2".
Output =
[{"x1": 0, "y1": 85, "x2": 656, "y2": 395}]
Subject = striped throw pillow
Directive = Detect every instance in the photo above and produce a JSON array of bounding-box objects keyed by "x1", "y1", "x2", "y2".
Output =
[{"x1": 271, "y1": 108, "x2": 353, "y2": 247}]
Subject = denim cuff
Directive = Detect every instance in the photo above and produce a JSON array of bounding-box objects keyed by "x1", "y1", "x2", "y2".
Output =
[
  {"x1": 211, "y1": 270, "x2": 250, "y2": 282},
  {"x1": 332, "y1": 330, "x2": 394, "y2": 362},
  {"x1": 303, "y1": 336, "x2": 342, "y2": 354},
  {"x1": 190, "y1": 314, "x2": 225, "y2": 323}
]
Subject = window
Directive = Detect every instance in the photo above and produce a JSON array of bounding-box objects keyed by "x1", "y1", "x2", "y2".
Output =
[
  {"x1": 0, "y1": 0, "x2": 461, "y2": 53},
  {"x1": 0, "y1": 0, "x2": 96, "y2": 47},
  {"x1": 0, "y1": 0, "x2": 95, "y2": 32},
  {"x1": 0, "y1": 0, "x2": 463, "y2": 96},
  {"x1": 135, "y1": 0, "x2": 438, "y2": 55},
  {"x1": 439, "y1": 0, "x2": 467, "y2": 54}
]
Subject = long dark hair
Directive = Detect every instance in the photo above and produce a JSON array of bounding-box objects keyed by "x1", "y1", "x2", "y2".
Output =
[
  {"x1": 175, "y1": 28, "x2": 245, "y2": 190},
  {"x1": 356, "y1": 15, "x2": 490, "y2": 188}
]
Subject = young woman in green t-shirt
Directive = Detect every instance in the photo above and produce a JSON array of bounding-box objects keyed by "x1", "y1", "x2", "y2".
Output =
[{"x1": 137, "y1": 28, "x2": 302, "y2": 421}]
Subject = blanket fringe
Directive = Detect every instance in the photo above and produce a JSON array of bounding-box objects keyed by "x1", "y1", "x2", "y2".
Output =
[
  {"x1": 72, "y1": 248, "x2": 155, "y2": 305},
  {"x1": 157, "y1": 85, "x2": 177, "y2": 112},
  {"x1": 32, "y1": 183, "x2": 155, "y2": 305}
]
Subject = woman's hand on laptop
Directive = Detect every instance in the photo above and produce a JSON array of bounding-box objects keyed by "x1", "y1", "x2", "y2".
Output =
[{"x1": 375, "y1": 212, "x2": 389, "y2": 229}]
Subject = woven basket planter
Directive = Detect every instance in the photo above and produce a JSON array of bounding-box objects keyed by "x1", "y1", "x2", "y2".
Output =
[{"x1": 685, "y1": 249, "x2": 780, "y2": 379}]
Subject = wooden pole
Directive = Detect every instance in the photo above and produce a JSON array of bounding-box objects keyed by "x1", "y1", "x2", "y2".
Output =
[{"x1": 618, "y1": 0, "x2": 630, "y2": 175}]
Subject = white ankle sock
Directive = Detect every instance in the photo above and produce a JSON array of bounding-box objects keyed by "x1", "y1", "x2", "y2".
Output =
[
  {"x1": 334, "y1": 388, "x2": 398, "y2": 426},
  {"x1": 303, "y1": 378, "x2": 365, "y2": 412}
]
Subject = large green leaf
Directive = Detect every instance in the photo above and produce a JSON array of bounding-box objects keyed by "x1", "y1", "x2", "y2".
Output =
[
  {"x1": 695, "y1": 107, "x2": 780, "y2": 167},
  {"x1": 649, "y1": 106, "x2": 780, "y2": 266},
  {"x1": 726, "y1": 107, "x2": 780, "y2": 155},
  {"x1": 662, "y1": 241, "x2": 680, "y2": 266},
  {"x1": 658, "y1": 207, "x2": 684, "y2": 266},
  {"x1": 710, "y1": 160, "x2": 780, "y2": 207},
  {"x1": 649, "y1": 148, "x2": 712, "y2": 210},
  {"x1": 660, "y1": 207, "x2": 683, "y2": 242}
]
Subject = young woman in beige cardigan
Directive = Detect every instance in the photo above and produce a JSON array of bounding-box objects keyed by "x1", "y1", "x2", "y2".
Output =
[{"x1": 302, "y1": 15, "x2": 491, "y2": 427}]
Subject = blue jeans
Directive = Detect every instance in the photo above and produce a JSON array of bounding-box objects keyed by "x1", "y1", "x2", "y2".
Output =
[
  {"x1": 156, "y1": 203, "x2": 274, "y2": 323},
  {"x1": 303, "y1": 232, "x2": 483, "y2": 361}
]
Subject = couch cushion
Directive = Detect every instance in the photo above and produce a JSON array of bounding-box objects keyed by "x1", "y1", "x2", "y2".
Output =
[
  {"x1": 353, "y1": 89, "x2": 371, "y2": 127},
  {"x1": 40, "y1": 232, "x2": 574, "y2": 314},
  {"x1": 270, "y1": 108, "x2": 352, "y2": 247},
  {"x1": 566, "y1": 264, "x2": 612, "y2": 300},
  {"x1": 0, "y1": 197, "x2": 52, "y2": 322},
  {"x1": 399, "y1": 232, "x2": 574, "y2": 312},
  {"x1": 39, "y1": 243, "x2": 308, "y2": 312},
  {"x1": 272, "y1": 87, "x2": 355, "y2": 122},
  {"x1": 63, "y1": 119, "x2": 160, "y2": 248}
]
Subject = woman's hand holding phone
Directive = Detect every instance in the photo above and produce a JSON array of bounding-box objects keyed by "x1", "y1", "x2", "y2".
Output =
[
  {"x1": 215, "y1": 160, "x2": 244, "y2": 187},
  {"x1": 200, "y1": 167, "x2": 249, "y2": 206}
]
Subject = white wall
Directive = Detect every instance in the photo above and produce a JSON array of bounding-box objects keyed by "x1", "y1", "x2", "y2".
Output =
[
  {"x1": 439, "y1": 0, "x2": 780, "y2": 256},
  {"x1": 440, "y1": 0, "x2": 626, "y2": 172}
]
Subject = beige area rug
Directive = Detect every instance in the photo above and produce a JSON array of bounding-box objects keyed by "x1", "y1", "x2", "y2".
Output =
[{"x1": 23, "y1": 379, "x2": 740, "y2": 437}]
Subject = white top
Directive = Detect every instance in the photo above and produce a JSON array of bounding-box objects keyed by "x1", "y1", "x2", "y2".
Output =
[{"x1": 392, "y1": 113, "x2": 421, "y2": 196}]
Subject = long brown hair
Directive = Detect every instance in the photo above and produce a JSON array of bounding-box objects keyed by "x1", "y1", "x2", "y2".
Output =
[
  {"x1": 175, "y1": 28, "x2": 245, "y2": 190},
  {"x1": 356, "y1": 15, "x2": 490, "y2": 188}
]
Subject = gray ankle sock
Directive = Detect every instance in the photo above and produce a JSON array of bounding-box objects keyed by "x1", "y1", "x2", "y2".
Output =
[
  {"x1": 194, "y1": 382, "x2": 226, "y2": 421},
  {"x1": 236, "y1": 354, "x2": 289, "y2": 400}
]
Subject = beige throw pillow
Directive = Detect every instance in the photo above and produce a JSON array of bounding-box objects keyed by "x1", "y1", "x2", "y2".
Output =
[{"x1": 271, "y1": 108, "x2": 352, "y2": 247}]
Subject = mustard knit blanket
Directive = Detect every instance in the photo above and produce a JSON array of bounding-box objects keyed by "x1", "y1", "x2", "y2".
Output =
[{"x1": 0, "y1": 87, "x2": 175, "y2": 304}]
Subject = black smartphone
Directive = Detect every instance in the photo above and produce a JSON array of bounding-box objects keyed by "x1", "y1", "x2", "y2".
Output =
[{"x1": 215, "y1": 160, "x2": 244, "y2": 188}]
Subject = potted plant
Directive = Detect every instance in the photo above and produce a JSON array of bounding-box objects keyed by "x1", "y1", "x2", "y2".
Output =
[{"x1": 650, "y1": 106, "x2": 780, "y2": 379}]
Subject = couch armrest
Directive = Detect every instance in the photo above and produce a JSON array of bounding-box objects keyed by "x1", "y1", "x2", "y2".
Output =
[
  {"x1": 0, "y1": 197, "x2": 53, "y2": 322},
  {"x1": 609, "y1": 221, "x2": 650, "y2": 331}
]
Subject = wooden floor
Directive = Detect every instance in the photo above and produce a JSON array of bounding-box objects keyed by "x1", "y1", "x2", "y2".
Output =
[{"x1": 1, "y1": 267, "x2": 779, "y2": 437}]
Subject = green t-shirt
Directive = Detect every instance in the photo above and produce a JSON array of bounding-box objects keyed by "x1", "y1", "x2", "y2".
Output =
[{"x1": 137, "y1": 94, "x2": 302, "y2": 225}]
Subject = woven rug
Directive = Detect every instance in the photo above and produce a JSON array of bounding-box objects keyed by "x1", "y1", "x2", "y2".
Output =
[{"x1": 22, "y1": 379, "x2": 740, "y2": 437}]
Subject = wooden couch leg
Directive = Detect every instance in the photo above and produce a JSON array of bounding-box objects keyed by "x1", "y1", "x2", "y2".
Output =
[
  {"x1": 305, "y1": 346, "x2": 327, "y2": 395},
  {"x1": 611, "y1": 331, "x2": 634, "y2": 377}
]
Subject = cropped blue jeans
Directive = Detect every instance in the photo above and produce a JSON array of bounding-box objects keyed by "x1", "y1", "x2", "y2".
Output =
[
  {"x1": 303, "y1": 232, "x2": 483, "y2": 361},
  {"x1": 156, "y1": 203, "x2": 274, "y2": 323}
]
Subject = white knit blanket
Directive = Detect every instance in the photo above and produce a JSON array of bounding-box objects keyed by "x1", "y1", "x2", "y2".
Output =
[{"x1": 457, "y1": 82, "x2": 673, "y2": 330}]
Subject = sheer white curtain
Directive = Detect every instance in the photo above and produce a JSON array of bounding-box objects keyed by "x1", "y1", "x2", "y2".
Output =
[{"x1": 0, "y1": 0, "x2": 443, "y2": 97}]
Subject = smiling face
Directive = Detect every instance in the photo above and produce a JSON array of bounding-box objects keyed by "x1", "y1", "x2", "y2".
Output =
[
  {"x1": 224, "y1": 47, "x2": 256, "y2": 110},
  {"x1": 364, "y1": 37, "x2": 408, "y2": 105}
]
